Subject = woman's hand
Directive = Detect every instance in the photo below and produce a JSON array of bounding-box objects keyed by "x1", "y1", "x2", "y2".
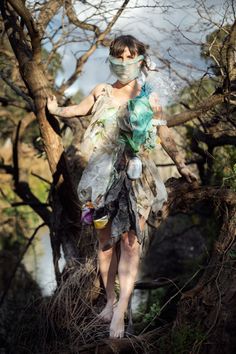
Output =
[
  {"x1": 46, "y1": 87, "x2": 97, "y2": 118},
  {"x1": 47, "y1": 95, "x2": 59, "y2": 114},
  {"x1": 149, "y1": 92, "x2": 162, "y2": 116},
  {"x1": 178, "y1": 166, "x2": 198, "y2": 183},
  {"x1": 157, "y1": 125, "x2": 198, "y2": 184}
]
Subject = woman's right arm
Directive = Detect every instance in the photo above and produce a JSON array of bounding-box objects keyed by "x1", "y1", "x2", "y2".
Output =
[{"x1": 47, "y1": 83, "x2": 106, "y2": 118}]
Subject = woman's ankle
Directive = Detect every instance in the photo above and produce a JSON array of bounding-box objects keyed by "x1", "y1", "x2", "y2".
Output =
[
  {"x1": 114, "y1": 299, "x2": 128, "y2": 314},
  {"x1": 106, "y1": 296, "x2": 116, "y2": 306}
]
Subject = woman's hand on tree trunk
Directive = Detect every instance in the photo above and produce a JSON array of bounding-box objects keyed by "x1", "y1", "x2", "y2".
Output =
[{"x1": 47, "y1": 95, "x2": 59, "y2": 115}]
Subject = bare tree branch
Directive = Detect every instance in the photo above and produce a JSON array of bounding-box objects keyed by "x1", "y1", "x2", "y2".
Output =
[
  {"x1": 0, "y1": 70, "x2": 35, "y2": 112},
  {"x1": 59, "y1": 0, "x2": 130, "y2": 92},
  {"x1": 226, "y1": 19, "x2": 236, "y2": 83},
  {"x1": 8, "y1": 0, "x2": 41, "y2": 61},
  {"x1": 37, "y1": 0, "x2": 63, "y2": 37},
  {"x1": 148, "y1": 177, "x2": 236, "y2": 229},
  {"x1": 11, "y1": 114, "x2": 52, "y2": 224},
  {"x1": 167, "y1": 93, "x2": 226, "y2": 127},
  {"x1": 193, "y1": 129, "x2": 236, "y2": 147},
  {"x1": 65, "y1": 0, "x2": 101, "y2": 37}
]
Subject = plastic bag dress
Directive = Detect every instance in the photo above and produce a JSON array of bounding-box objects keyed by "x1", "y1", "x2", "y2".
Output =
[{"x1": 77, "y1": 83, "x2": 168, "y2": 244}]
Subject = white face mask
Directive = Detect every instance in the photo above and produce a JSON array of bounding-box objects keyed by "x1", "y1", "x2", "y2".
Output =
[{"x1": 108, "y1": 55, "x2": 144, "y2": 84}]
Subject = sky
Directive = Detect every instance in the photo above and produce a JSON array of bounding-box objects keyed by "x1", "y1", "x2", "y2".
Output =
[{"x1": 48, "y1": 0, "x2": 233, "y2": 97}]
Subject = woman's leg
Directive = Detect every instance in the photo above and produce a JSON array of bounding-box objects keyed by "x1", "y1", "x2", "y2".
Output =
[
  {"x1": 97, "y1": 223, "x2": 118, "y2": 322},
  {"x1": 109, "y1": 216, "x2": 146, "y2": 338}
]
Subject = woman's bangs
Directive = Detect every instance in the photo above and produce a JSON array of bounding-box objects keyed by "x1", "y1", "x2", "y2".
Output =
[{"x1": 110, "y1": 37, "x2": 138, "y2": 57}]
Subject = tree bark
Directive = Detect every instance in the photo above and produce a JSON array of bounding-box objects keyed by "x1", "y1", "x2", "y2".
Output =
[{"x1": 0, "y1": 0, "x2": 81, "y2": 282}]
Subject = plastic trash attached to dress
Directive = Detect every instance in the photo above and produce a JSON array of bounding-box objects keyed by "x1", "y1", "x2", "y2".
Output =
[{"x1": 77, "y1": 82, "x2": 168, "y2": 244}]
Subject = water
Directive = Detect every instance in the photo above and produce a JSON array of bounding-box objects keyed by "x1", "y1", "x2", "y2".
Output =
[{"x1": 23, "y1": 226, "x2": 65, "y2": 296}]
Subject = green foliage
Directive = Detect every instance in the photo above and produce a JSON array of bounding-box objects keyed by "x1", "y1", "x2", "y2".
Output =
[
  {"x1": 143, "y1": 301, "x2": 161, "y2": 324},
  {"x1": 0, "y1": 117, "x2": 15, "y2": 143},
  {"x1": 212, "y1": 146, "x2": 236, "y2": 191},
  {"x1": 135, "y1": 288, "x2": 165, "y2": 326},
  {"x1": 42, "y1": 47, "x2": 63, "y2": 80},
  {"x1": 157, "y1": 323, "x2": 207, "y2": 354},
  {"x1": 0, "y1": 81, "x2": 26, "y2": 144},
  {"x1": 22, "y1": 120, "x2": 40, "y2": 144},
  {"x1": 168, "y1": 324, "x2": 206, "y2": 354},
  {"x1": 229, "y1": 249, "x2": 236, "y2": 260},
  {"x1": 0, "y1": 174, "x2": 49, "y2": 251},
  {"x1": 200, "y1": 24, "x2": 232, "y2": 76},
  {"x1": 166, "y1": 26, "x2": 234, "y2": 193},
  {"x1": 0, "y1": 41, "x2": 52, "y2": 251},
  {"x1": 0, "y1": 44, "x2": 64, "y2": 145},
  {"x1": 29, "y1": 175, "x2": 50, "y2": 203},
  {"x1": 70, "y1": 89, "x2": 85, "y2": 104},
  {"x1": 1, "y1": 206, "x2": 39, "y2": 251},
  {"x1": 168, "y1": 77, "x2": 217, "y2": 117}
]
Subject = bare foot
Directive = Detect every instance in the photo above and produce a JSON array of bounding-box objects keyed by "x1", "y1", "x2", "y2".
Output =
[
  {"x1": 97, "y1": 302, "x2": 114, "y2": 323},
  {"x1": 109, "y1": 306, "x2": 125, "y2": 338}
]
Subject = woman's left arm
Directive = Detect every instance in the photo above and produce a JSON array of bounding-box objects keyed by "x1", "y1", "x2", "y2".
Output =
[{"x1": 157, "y1": 125, "x2": 198, "y2": 183}]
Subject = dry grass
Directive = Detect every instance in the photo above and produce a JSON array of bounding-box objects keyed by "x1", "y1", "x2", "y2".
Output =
[{"x1": 14, "y1": 258, "x2": 111, "y2": 353}]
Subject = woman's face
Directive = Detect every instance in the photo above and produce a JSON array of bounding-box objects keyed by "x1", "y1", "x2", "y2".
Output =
[{"x1": 109, "y1": 46, "x2": 143, "y2": 84}]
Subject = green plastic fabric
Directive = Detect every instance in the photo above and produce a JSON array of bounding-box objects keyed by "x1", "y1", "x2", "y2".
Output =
[{"x1": 119, "y1": 84, "x2": 154, "y2": 153}]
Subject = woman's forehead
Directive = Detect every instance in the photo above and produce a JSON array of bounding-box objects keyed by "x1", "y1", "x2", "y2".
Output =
[{"x1": 121, "y1": 46, "x2": 138, "y2": 56}]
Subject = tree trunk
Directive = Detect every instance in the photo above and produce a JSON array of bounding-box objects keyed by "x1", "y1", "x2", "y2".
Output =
[{"x1": 0, "y1": 0, "x2": 84, "y2": 283}]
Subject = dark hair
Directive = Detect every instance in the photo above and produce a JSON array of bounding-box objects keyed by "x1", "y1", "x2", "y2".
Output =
[{"x1": 109, "y1": 35, "x2": 150, "y2": 70}]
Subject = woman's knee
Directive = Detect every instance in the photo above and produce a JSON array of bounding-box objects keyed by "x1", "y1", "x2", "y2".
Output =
[
  {"x1": 96, "y1": 223, "x2": 111, "y2": 248},
  {"x1": 121, "y1": 231, "x2": 140, "y2": 253}
]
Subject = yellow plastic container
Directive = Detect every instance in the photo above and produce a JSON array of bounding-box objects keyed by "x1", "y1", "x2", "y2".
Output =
[{"x1": 93, "y1": 215, "x2": 109, "y2": 229}]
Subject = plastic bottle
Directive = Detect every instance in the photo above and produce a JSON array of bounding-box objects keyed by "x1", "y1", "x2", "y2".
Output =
[{"x1": 127, "y1": 156, "x2": 142, "y2": 180}]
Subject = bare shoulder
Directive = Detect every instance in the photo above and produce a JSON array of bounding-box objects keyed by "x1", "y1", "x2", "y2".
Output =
[{"x1": 90, "y1": 83, "x2": 108, "y2": 100}]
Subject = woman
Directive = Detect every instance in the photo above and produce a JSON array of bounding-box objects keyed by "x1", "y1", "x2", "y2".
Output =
[{"x1": 47, "y1": 35, "x2": 197, "y2": 338}]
